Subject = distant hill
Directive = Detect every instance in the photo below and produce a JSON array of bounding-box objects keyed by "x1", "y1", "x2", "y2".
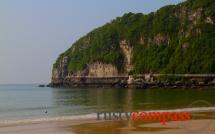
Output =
[{"x1": 52, "y1": 0, "x2": 215, "y2": 84}]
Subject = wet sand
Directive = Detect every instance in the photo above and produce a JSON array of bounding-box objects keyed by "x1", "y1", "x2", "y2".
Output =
[{"x1": 0, "y1": 118, "x2": 214, "y2": 134}]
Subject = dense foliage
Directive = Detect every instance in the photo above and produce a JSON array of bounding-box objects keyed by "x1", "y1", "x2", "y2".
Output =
[{"x1": 54, "y1": 0, "x2": 215, "y2": 74}]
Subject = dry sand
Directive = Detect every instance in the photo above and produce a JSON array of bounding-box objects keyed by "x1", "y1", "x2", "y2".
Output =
[{"x1": 0, "y1": 119, "x2": 214, "y2": 134}]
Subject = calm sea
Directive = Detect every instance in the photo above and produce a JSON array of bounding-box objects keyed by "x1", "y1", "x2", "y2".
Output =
[{"x1": 0, "y1": 84, "x2": 215, "y2": 123}]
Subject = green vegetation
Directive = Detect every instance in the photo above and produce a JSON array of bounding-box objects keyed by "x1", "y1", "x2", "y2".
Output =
[{"x1": 54, "y1": 0, "x2": 215, "y2": 74}]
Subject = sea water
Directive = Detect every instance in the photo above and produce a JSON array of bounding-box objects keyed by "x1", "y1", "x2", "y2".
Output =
[{"x1": 0, "y1": 84, "x2": 215, "y2": 124}]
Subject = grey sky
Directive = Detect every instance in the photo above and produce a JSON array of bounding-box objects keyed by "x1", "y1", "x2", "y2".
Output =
[{"x1": 0, "y1": 0, "x2": 183, "y2": 84}]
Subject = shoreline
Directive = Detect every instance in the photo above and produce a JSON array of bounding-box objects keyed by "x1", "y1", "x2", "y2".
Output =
[
  {"x1": 50, "y1": 83, "x2": 215, "y2": 89},
  {"x1": 0, "y1": 107, "x2": 215, "y2": 127},
  {"x1": 50, "y1": 74, "x2": 215, "y2": 89},
  {"x1": 0, "y1": 107, "x2": 215, "y2": 134},
  {"x1": 0, "y1": 118, "x2": 214, "y2": 134}
]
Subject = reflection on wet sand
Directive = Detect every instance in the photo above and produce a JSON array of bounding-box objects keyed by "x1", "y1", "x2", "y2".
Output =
[
  {"x1": 0, "y1": 114, "x2": 214, "y2": 134},
  {"x1": 69, "y1": 121, "x2": 175, "y2": 134},
  {"x1": 68, "y1": 111, "x2": 215, "y2": 134},
  {"x1": 48, "y1": 88, "x2": 215, "y2": 134}
]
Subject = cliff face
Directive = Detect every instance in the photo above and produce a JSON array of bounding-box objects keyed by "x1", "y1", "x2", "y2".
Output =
[
  {"x1": 120, "y1": 40, "x2": 133, "y2": 73},
  {"x1": 88, "y1": 62, "x2": 118, "y2": 77},
  {"x1": 52, "y1": 57, "x2": 68, "y2": 84},
  {"x1": 51, "y1": 0, "x2": 215, "y2": 85}
]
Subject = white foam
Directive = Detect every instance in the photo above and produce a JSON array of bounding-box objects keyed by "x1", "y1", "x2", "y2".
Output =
[
  {"x1": 1, "y1": 107, "x2": 215, "y2": 125},
  {"x1": 0, "y1": 113, "x2": 97, "y2": 125}
]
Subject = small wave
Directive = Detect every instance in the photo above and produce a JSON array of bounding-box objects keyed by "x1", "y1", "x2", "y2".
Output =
[
  {"x1": 0, "y1": 113, "x2": 97, "y2": 125},
  {"x1": 1, "y1": 107, "x2": 215, "y2": 125}
]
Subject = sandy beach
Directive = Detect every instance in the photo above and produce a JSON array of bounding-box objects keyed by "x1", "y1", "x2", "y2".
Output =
[{"x1": 0, "y1": 118, "x2": 214, "y2": 134}]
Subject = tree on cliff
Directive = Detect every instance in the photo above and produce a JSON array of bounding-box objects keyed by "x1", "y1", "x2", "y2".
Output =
[{"x1": 53, "y1": 0, "x2": 215, "y2": 78}]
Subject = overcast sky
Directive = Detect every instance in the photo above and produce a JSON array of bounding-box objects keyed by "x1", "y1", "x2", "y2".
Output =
[{"x1": 0, "y1": 0, "x2": 183, "y2": 84}]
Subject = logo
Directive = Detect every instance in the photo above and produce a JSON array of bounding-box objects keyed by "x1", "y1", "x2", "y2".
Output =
[
  {"x1": 96, "y1": 100, "x2": 214, "y2": 133},
  {"x1": 132, "y1": 111, "x2": 191, "y2": 126}
]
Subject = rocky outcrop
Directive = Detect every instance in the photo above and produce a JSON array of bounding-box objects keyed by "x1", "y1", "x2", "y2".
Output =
[
  {"x1": 88, "y1": 62, "x2": 118, "y2": 77},
  {"x1": 120, "y1": 40, "x2": 133, "y2": 73},
  {"x1": 50, "y1": 0, "x2": 215, "y2": 88},
  {"x1": 206, "y1": 16, "x2": 214, "y2": 24},
  {"x1": 188, "y1": 8, "x2": 203, "y2": 25},
  {"x1": 182, "y1": 42, "x2": 189, "y2": 49},
  {"x1": 153, "y1": 34, "x2": 170, "y2": 46},
  {"x1": 139, "y1": 36, "x2": 145, "y2": 45},
  {"x1": 176, "y1": 7, "x2": 203, "y2": 25},
  {"x1": 52, "y1": 56, "x2": 68, "y2": 84},
  {"x1": 52, "y1": 61, "x2": 119, "y2": 84}
]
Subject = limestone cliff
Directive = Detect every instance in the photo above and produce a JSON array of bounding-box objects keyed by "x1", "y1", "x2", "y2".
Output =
[
  {"x1": 120, "y1": 40, "x2": 133, "y2": 73},
  {"x1": 88, "y1": 62, "x2": 118, "y2": 77},
  {"x1": 51, "y1": 0, "x2": 215, "y2": 86}
]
